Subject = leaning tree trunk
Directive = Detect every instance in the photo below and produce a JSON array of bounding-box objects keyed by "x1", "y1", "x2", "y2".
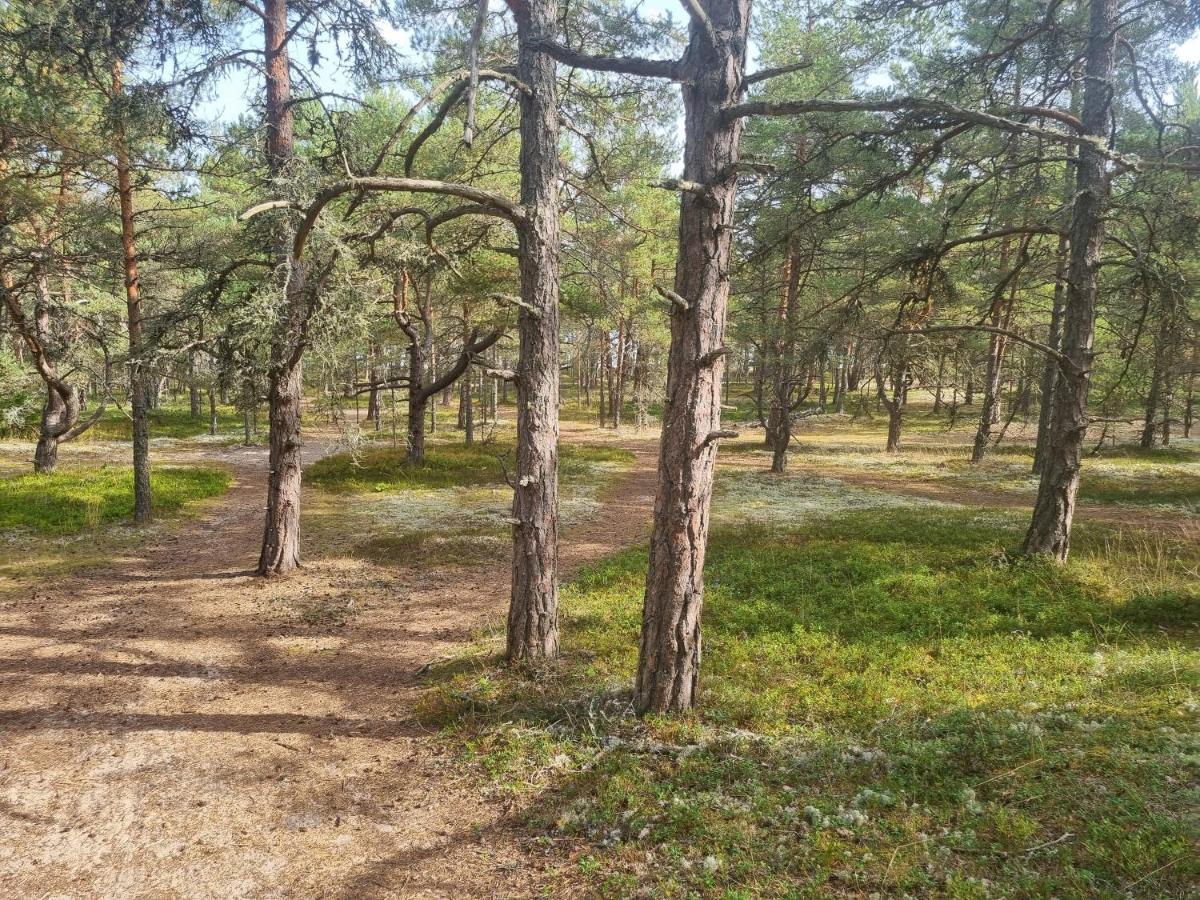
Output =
[
  {"x1": 635, "y1": 0, "x2": 749, "y2": 715},
  {"x1": 112, "y1": 59, "x2": 152, "y2": 524},
  {"x1": 257, "y1": 0, "x2": 304, "y2": 575},
  {"x1": 1023, "y1": 0, "x2": 1115, "y2": 562},
  {"x1": 505, "y1": 0, "x2": 561, "y2": 661}
]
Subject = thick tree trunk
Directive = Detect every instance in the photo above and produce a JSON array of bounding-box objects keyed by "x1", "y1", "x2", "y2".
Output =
[
  {"x1": 34, "y1": 407, "x2": 60, "y2": 473},
  {"x1": 505, "y1": 0, "x2": 561, "y2": 661},
  {"x1": 259, "y1": 360, "x2": 303, "y2": 573},
  {"x1": 1023, "y1": 0, "x2": 1115, "y2": 561},
  {"x1": 257, "y1": 0, "x2": 304, "y2": 575},
  {"x1": 636, "y1": 0, "x2": 748, "y2": 714},
  {"x1": 112, "y1": 59, "x2": 152, "y2": 524}
]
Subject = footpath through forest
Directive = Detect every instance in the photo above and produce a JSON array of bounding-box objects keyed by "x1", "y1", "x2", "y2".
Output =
[{"x1": 0, "y1": 423, "x2": 658, "y2": 899}]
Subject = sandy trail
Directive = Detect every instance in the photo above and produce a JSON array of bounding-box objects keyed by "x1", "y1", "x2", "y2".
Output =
[{"x1": 0, "y1": 422, "x2": 659, "y2": 899}]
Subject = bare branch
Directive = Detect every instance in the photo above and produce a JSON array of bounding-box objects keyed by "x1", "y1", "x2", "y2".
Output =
[
  {"x1": 655, "y1": 284, "x2": 690, "y2": 311},
  {"x1": 744, "y1": 61, "x2": 811, "y2": 86},
  {"x1": 529, "y1": 38, "x2": 682, "y2": 80}
]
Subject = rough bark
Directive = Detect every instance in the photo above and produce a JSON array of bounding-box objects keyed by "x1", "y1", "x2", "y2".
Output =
[
  {"x1": 257, "y1": 0, "x2": 304, "y2": 575},
  {"x1": 112, "y1": 59, "x2": 152, "y2": 524},
  {"x1": 505, "y1": 0, "x2": 562, "y2": 662},
  {"x1": 635, "y1": 0, "x2": 749, "y2": 714},
  {"x1": 1022, "y1": 0, "x2": 1115, "y2": 562}
]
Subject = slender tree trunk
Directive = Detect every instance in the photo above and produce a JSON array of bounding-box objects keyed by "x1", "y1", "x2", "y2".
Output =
[
  {"x1": 1023, "y1": 0, "x2": 1115, "y2": 561},
  {"x1": 633, "y1": 334, "x2": 649, "y2": 430},
  {"x1": 1033, "y1": 223, "x2": 1071, "y2": 474},
  {"x1": 768, "y1": 245, "x2": 801, "y2": 474},
  {"x1": 208, "y1": 387, "x2": 218, "y2": 436},
  {"x1": 461, "y1": 371, "x2": 474, "y2": 445},
  {"x1": 189, "y1": 355, "x2": 202, "y2": 419},
  {"x1": 505, "y1": 0, "x2": 561, "y2": 661},
  {"x1": 1141, "y1": 310, "x2": 1171, "y2": 448},
  {"x1": 612, "y1": 318, "x2": 628, "y2": 429},
  {"x1": 112, "y1": 59, "x2": 151, "y2": 524},
  {"x1": 366, "y1": 340, "x2": 381, "y2": 432},
  {"x1": 598, "y1": 328, "x2": 608, "y2": 427},
  {"x1": 257, "y1": 0, "x2": 304, "y2": 575},
  {"x1": 636, "y1": 0, "x2": 748, "y2": 714},
  {"x1": 932, "y1": 352, "x2": 945, "y2": 414},
  {"x1": 1183, "y1": 343, "x2": 1197, "y2": 438},
  {"x1": 972, "y1": 329, "x2": 1007, "y2": 462}
]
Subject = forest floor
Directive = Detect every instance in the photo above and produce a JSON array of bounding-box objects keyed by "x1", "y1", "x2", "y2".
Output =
[
  {"x1": 0, "y1": 403, "x2": 1196, "y2": 898},
  {"x1": 0, "y1": 417, "x2": 659, "y2": 899}
]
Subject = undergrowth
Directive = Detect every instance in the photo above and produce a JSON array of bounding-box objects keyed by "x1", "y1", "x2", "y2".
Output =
[{"x1": 427, "y1": 503, "x2": 1199, "y2": 898}]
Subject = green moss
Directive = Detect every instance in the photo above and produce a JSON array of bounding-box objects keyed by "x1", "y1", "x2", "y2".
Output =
[
  {"x1": 0, "y1": 465, "x2": 231, "y2": 532},
  {"x1": 78, "y1": 403, "x2": 250, "y2": 441}
]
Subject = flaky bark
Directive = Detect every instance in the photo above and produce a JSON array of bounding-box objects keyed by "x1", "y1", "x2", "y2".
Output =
[
  {"x1": 257, "y1": 0, "x2": 304, "y2": 575},
  {"x1": 506, "y1": 0, "x2": 561, "y2": 662},
  {"x1": 635, "y1": 0, "x2": 749, "y2": 714},
  {"x1": 1022, "y1": 0, "x2": 1115, "y2": 562}
]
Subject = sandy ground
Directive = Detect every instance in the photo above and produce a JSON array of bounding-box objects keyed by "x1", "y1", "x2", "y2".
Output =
[{"x1": 0, "y1": 422, "x2": 659, "y2": 899}]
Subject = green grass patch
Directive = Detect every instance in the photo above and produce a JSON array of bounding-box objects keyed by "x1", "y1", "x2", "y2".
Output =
[
  {"x1": 307, "y1": 442, "x2": 634, "y2": 493},
  {"x1": 79, "y1": 403, "x2": 248, "y2": 441},
  {"x1": 0, "y1": 465, "x2": 231, "y2": 532},
  {"x1": 429, "y1": 507, "x2": 1199, "y2": 897}
]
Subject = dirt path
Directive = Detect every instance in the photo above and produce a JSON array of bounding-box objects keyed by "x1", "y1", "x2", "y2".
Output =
[{"x1": 0, "y1": 424, "x2": 659, "y2": 899}]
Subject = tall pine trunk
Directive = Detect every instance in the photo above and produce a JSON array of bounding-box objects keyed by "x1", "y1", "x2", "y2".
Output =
[
  {"x1": 1023, "y1": 0, "x2": 1115, "y2": 561},
  {"x1": 258, "y1": 0, "x2": 304, "y2": 575},
  {"x1": 636, "y1": 0, "x2": 748, "y2": 714},
  {"x1": 505, "y1": 0, "x2": 561, "y2": 661},
  {"x1": 112, "y1": 59, "x2": 151, "y2": 524}
]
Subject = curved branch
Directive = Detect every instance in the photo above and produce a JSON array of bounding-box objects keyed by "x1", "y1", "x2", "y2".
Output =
[
  {"x1": 529, "y1": 38, "x2": 682, "y2": 80},
  {"x1": 241, "y1": 177, "x2": 525, "y2": 261},
  {"x1": 888, "y1": 325, "x2": 1080, "y2": 375},
  {"x1": 722, "y1": 96, "x2": 1096, "y2": 150}
]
